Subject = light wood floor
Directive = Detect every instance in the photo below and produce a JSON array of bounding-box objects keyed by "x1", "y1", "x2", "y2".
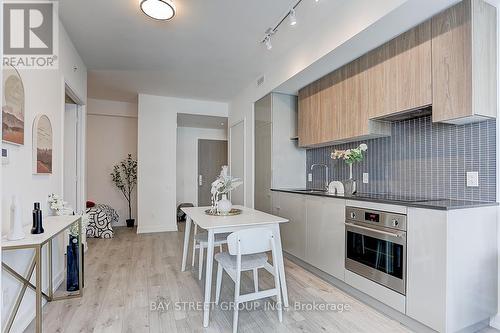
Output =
[{"x1": 24, "y1": 226, "x2": 497, "y2": 333}]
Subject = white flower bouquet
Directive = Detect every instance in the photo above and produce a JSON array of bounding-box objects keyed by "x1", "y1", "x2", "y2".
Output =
[
  {"x1": 48, "y1": 193, "x2": 88, "y2": 236},
  {"x1": 48, "y1": 193, "x2": 70, "y2": 215},
  {"x1": 331, "y1": 143, "x2": 368, "y2": 165},
  {"x1": 210, "y1": 166, "x2": 243, "y2": 213}
]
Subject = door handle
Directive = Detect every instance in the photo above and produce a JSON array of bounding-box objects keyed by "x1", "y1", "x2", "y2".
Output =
[{"x1": 199, "y1": 175, "x2": 203, "y2": 186}]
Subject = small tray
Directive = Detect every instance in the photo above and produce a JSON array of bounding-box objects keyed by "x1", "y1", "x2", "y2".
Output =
[{"x1": 205, "y1": 208, "x2": 242, "y2": 216}]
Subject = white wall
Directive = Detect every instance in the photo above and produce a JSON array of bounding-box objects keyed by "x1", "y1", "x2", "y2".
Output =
[
  {"x1": 86, "y1": 98, "x2": 138, "y2": 226},
  {"x1": 176, "y1": 127, "x2": 227, "y2": 207},
  {"x1": 1, "y1": 21, "x2": 87, "y2": 332},
  {"x1": 137, "y1": 94, "x2": 228, "y2": 234}
]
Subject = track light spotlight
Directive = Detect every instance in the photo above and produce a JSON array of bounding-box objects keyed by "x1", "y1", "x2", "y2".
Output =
[
  {"x1": 264, "y1": 35, "x2": 273, "y2": 50},
  {"x1": 289, "y1": 8, "x2": 297, "y2": 26}
]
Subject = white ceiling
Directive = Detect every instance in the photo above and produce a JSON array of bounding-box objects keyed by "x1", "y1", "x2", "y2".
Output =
[
  {"x1": 177, "y1": 113, "x2": 227, "y2": 129},
  {"x1": 60, "y1": 0, "x2": 346, "y2": 103}
]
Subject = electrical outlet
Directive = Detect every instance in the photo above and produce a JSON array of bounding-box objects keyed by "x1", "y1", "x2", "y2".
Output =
[
  {"x1": 1, "y1": 148, "x2": 8, "y2": 165},
  {"x1": 466, "y1": 172, "x2": 479, "y2": 187},
  {"x1": 308, "y1": 173, "x2": 313, "y2": 182},
  {"x1": 363, "y1": 173, "x2": 369, "y2": 184}
]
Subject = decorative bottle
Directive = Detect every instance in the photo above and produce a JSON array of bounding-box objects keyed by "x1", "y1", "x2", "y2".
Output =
[{"x1": 31, "y1": 202, "x2": 44, "y2": 234}]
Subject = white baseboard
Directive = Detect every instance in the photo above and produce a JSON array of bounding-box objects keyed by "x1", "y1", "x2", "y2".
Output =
[
  {"x1": 136, "y1": 224, "x2": 178, "y2": 234},
  {"x1": 490, "y1": 314, "x2": 500, "y2": 329},
  {"x1": 14, "y1": 269, "x2": 65, "y2": 333}
]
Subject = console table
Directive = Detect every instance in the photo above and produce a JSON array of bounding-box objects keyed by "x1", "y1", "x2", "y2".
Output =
[{"x1": 2, "y1": 215, "x2": 83, "y2": 333}]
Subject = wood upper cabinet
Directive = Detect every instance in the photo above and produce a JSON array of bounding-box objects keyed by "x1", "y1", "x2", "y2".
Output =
[
  {"x1": 298, "y1": 22, "x2": 430, "y2": 147},
  {"x1": 298, "y1": 81, "x2": 321, "y2": 147},
  {"x1": 431, "y1": 0, "x2": 496, "y2": 123},
  {"x1": 318, "y1": 71, "x2": 341, "y2": 143},
  {"x1": 297, "y1": 0, "x2": 497, "y2": 147},
  {"x1": 298, "y1": 58, "x2": 388, "y2": 147},
  {"x1": 367, "y1": 21, "x2": 432, "y2": 119}
]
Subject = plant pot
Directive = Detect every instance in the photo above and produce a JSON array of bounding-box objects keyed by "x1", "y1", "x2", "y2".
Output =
[
  {"x1": 67, "y1": 235, "x2": 84, "y2": 292},
  {"x1": 126, "y1": 219, "x2": 135, "y2": 228},
  {"x1": 217, "y1": 194, "x2": 232, "y2": 215}
]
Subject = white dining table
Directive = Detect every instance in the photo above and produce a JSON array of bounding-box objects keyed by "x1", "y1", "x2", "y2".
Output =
[{"x1": 180, "y1": 205, "x2": 289, "y2": 327}]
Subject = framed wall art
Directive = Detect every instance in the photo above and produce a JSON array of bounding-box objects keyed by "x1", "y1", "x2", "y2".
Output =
[
  {"x1": 33, "y1": 115, "x2": 53, "y2": 174},
  {"x1": 2, "y1": 65, "x2": 25, "y2": 145}
]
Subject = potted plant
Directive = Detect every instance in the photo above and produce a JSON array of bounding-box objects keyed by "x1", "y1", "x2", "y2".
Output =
[{"x1": 111, "y1": 154, "x2": 137, "y2": 227}]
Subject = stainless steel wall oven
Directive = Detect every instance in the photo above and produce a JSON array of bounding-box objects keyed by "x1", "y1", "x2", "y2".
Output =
[{"x1": 345, "y1": 207, "x2": 407, "y2": 295}]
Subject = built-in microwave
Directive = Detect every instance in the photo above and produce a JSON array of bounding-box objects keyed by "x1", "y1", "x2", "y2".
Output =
[{"x1": 345, "y1": 207, "x2": 407, "y2": 295}]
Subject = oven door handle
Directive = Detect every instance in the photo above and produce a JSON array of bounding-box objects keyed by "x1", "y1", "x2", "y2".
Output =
[{"x1": 345, "y1": 222, "x2": 405, "y2": 238}]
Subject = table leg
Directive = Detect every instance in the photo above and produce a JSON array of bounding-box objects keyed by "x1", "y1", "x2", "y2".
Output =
[
  {"x1": 35, "y1": 245, "x2": 42, "y2": 333},
  {"x1": 273, "y1": 225, "x2": 289, "y2": 307},
  {"x1": 3, "y1": 255, "x2": 37, "y2": 333},
  {"x1": 203, "y1": 229, "x2": 215, "y2": 327},
  {"x1": 48, "y1": 239, "x2": 53, "y2": 300},
  {"x1": 181, "y1": 216, "x2": 192, "y2": 272}
]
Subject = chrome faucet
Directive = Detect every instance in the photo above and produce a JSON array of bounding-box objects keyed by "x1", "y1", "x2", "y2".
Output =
[{"x1": 310, "y1": 164, "x2": 329, "y2": 191}]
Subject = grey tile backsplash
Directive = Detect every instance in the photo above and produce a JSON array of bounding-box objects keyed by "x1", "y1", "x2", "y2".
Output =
[{"x1": 306, "y1": 116, "x2": 497, "y2": 202}]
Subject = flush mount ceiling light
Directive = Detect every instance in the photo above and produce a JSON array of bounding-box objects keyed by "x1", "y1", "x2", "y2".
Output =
[{"x1": 140, "y1": 0, "x2": 176, "y2": 21}]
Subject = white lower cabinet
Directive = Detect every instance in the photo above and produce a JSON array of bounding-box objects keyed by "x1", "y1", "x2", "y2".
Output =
[
  {"x1": 274, "y1": 192, "x2": 307, "y2": 260},
  {"x1": 306, "y1": 196, "x2": 345, "y2": 280},
  {"x1": 406, "y1": 208, "x2": 447, "y2": 332},
  {"x1": 273, "y1": 192, "x2": 345, "y2": 280},
  {"x1": 273, "y1": 194, "x2": 498, "y2": 332},
  {"x1": 406, "y1": 207, "x2": 498, "y2": 333}
]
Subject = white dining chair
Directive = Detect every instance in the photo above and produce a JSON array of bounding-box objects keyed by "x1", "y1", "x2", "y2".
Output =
[
  {"x1": 191, "y1": 224, "x2": 229, "y2": 280},
  {"x1": 214, "y1": 227, "x2": 282, "y2": 333}
]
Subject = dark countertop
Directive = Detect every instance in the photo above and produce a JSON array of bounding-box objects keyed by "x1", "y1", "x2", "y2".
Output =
[{"x1": 271, "y1": 188, "x2": 499, "y2": 211}]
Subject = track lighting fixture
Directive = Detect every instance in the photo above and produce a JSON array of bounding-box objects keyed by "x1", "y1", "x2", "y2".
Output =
[{"x1": 262, "y1": 0, "x2": 321, "y2": 50}]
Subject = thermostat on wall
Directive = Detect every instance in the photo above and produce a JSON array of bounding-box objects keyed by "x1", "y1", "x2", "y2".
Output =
[{"x1": 2, "y1": 148, "x2": 9, "y2": 165}]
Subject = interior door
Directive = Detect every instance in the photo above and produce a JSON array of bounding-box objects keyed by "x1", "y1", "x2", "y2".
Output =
[
  {"x1": 64, "y1": 103, "x2": 78, "y2": 211},
  {"x1": 198, "y1": 139, "x2": 228, "y2": 206}
]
